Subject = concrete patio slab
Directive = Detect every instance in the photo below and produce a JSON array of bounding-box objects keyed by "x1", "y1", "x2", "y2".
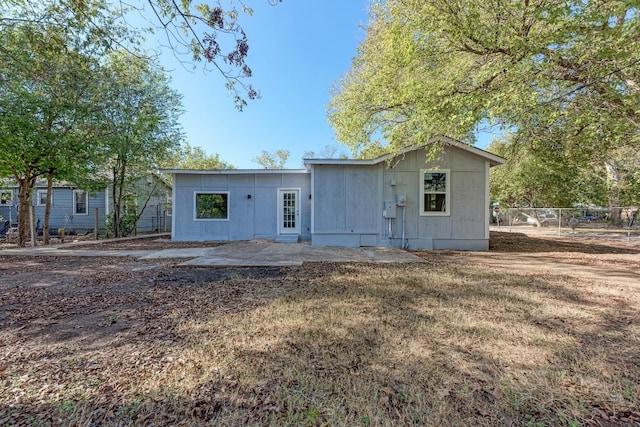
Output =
[
  {"x1": 174, "y1": 240, "x2": 425, "y2": 266},
  {"x1": 1, "y1": 238, "x2": 425, "y2": 266}
]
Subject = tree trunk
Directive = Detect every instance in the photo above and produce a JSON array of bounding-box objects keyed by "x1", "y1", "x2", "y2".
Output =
[
  {"x1": 605, "y1": 159, "x2": 622, "y2": 225},
  {"x1": 16, "y1": 174, "x2": 37, "y2": 247},
  {"x1": 111, "y1": 169, "x2": 120, "y2": 237},
  {"x1": 113, "y1": 160, "x2": 128, "y2": 237},
  {"x1": 43, "y1": 171, "x2": 54, "y2": 245}
]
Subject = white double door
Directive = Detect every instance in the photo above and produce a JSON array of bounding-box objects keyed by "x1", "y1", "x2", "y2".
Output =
[{"x1": 277, "y1": 188, "x2": 300, "y2": 235}]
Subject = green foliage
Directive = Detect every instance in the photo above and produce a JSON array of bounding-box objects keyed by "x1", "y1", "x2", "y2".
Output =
[
  {"x1": 252, "y1": 149, "x2": 290, "y2": 169},
  {"x1": 0, "y1": 13, "x2": 109, "y2": 245},
  {"x1": 95, "y1": 51, "x2": 184, "y2": 237},
  {"x1": 163, "y1": 142, "x2": 234, "y2": 170},
  {"x1": 489, "y1": 137, "x2": 591, "y2": 208},
  {"x1": 195, "y1": 193, "x2": 228, "y2": 219},
  {"x1": 1, "y1": 0, "x2": 271, "y2": 109},
  {"x1": 490, "y1": 134, "x2": 639, "y2": 209},
  {"x1": 0, "y1": 4, "x2": 184, "y2": 241},
  {"x1": 329, "y1": 0, "x2": 640, "y2": 162}
]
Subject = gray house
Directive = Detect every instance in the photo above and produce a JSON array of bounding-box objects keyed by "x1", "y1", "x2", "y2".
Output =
[
  {"x1": 0, "y1": 175, "x2": 172, "y2": 237},
  {"x1": 0, "y1": 184, "x2": 107, "y2": 236},
  {"x1": 163, "y1": 139, "x2": 504, "y2": 250}
]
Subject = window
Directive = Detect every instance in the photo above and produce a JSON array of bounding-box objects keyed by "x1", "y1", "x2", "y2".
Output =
[
  {"x1": 166, "y1": 196, "x2": 172, "y2": 216},
  {"x1": 0, "y1": 190, "x2": 13, "y2": 205},
  {"x1": 420, "y1": 169, "x2": 449, "y2": 216},
  {"x1": 194, "y1": 192, "x2": 229, "y2": 220},
  {"x1": 37, "y1": 190, "x2": 50, "y2": 206},
  {"x1": 73, "y1": 190, "x2": 88, "y2": 215}
]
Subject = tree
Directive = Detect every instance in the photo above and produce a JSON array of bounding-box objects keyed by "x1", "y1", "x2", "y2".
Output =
[
  {"x1": 1, "y1": 0, "x2": 282, "y2": 110},
  {"x1": 489, "y1": 136, "x2": 606, "y2": 212},
  {"x1": 0, "y1": 20, "x2": 104, "y2": 246},
  {"x1": 252, "y1": 149, "x2": 290, "y2": 169},
  {"x1": 302, "y1": 144, "x2": 348, "y2": 162},
  {"x1": 164, "y1": 142, "x2": 234, "y2": 170},
  {"x1": 95, "y1": 51, "x2": 183, "y2": 237},
  {"x1": 328, "y1": 0, "x2": 639, "y2": 160}
]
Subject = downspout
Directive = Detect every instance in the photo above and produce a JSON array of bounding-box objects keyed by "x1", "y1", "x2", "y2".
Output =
[{"x1": 402, "y1": 205, "x2": 407, "y2": 249}]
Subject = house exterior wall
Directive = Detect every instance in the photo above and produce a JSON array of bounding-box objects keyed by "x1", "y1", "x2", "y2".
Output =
[
  {"x1": 0, "y1": 190, "x2": 18, "y2": 235},
  {"x1": 311, "y1": 146, "x2": 490, "y2": 250},
  {"x1": 33, "y1": 187, "x2": 107, "y2": 235},
  {"x1": 2, "y1": 177, "x2": 171, "y2": 236},
  {"x1": 171, "y1": 172, "x2": 311, "y2": 242},
  {"x1": 311, "y1": 164, "x2": 383, "y2": 247}
]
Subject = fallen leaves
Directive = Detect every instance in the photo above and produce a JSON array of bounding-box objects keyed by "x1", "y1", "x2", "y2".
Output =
[{"x1": 0, "y1": 232, "x2": 639, "y2": 425}]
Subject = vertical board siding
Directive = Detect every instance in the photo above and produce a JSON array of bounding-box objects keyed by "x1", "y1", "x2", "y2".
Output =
[
  {"x1": 170, "y1": 144, "x2": 494, "y2": 250},
  {"x1": 172, "y1": 172, "x2": 311, "y2": 242}
]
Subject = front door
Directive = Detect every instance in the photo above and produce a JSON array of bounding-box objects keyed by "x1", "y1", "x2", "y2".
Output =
[{"x1": 278, "y1": 189, "x2": 300, "y2": 235}]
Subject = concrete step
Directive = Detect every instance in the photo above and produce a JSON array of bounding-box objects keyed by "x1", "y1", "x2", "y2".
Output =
[{"x1": 274, "y1": 234, "x2": 299, "y2": 243}]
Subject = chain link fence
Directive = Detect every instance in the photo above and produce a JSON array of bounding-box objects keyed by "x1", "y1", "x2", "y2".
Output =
[{"x1": 490, "y1": 207, "x2": 640, "y2": 240}]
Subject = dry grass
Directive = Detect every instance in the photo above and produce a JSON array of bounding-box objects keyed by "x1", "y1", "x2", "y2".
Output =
[{"x1": 1, "y1": 235, "x2": 639, "y2": 426}]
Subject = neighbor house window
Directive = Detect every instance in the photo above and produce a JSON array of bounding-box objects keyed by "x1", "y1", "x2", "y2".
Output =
[
  {"x1": 73, "y1": 190, "x2": 88, "y2": 215},
  {"x1": 166, "y1": 196, "x2": 172, "y2": 216},
  {"x1": 194, "y1": 192, "x2": 229, "y2": 220},
  {"x1": 37, "y1": 190, "x2": 50, "y2": 206},
  {"x1": 420, "y1": 169, "x2": 449, "y2": 216},
  {"x1": 0, "y1": 190, "x2": 13, "y2": 205}
]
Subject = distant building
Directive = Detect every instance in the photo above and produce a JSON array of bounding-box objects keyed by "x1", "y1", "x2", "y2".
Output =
[{"x1": 0, "y1": 174, "x2": 171, "y2": 237}]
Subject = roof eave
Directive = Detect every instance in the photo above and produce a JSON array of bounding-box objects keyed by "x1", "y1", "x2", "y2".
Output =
[{"x1": 158, "y1": 168, "x2": 309, "y2": 175}]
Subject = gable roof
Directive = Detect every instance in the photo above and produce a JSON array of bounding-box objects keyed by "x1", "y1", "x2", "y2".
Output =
[
  {"x1": 159, "y1": 137, "x2": 505, "y2": 175},
  {"x1": 303, "y1": 136, "x2": 505, "y2": 168}
]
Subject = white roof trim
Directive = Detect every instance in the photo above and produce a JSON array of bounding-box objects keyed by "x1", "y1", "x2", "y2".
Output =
[
  {"x1": 302, "y1": 158, "x2": 379, "y2": 166},
  {"x1": 159, "y1": 169, "x2": 309, "y2": 175},
  {"x1": 304, "y1": 136, "x2": 505, "y2": 167}
]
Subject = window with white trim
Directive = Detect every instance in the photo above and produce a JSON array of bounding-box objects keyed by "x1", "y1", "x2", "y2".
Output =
[
  {"x1": 420, "y1": 169, "x2": 449, "y2": 216},
  {"x1": 37, "y1": 190, "x2": 50, "y2": 206},
  {"x1": 194, "y1": 192, "x2": 229, "y2": 220},
  {"x1": 0, "y1": 190, "x2": 13, "y2": 205},
  {"x1": 73, "y1": 190, "x2": 88, "y2": 215}
]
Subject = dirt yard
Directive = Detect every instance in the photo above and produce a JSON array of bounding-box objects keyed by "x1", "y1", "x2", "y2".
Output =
[{"x1": 0, "y1": 232, "x2": 638, "y2": 426}]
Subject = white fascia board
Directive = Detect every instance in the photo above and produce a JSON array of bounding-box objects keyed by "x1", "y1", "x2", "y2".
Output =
[
  {"x1": 158, "y1": 169, "x2": 309, "y2": 175},
  {"x1": 303, "y1": 159, "x2": 379, "y2": 166},
  {"x1": 303, "y1": 137, "x2": 505, "y2": 168}
]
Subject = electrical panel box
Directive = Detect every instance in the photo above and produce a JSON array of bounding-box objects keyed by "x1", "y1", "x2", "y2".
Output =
[
  {"x1": 396, "y1": 194, "x2": 407, "y2": 206},
  {"x1": 383, "y1": 202, "x2": 397, "y2": 218}
]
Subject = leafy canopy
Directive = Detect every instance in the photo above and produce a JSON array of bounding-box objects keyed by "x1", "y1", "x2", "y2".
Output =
[
  {"x1": 1, "y1": 0, "x2": 282, "y2": 110},
  {"x1": 329, "y1": 0, "x2": 640, "y2": 158}
]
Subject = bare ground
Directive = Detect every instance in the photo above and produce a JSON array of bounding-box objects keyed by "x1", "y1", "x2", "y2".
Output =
[{"x1": 0, "y1": 232, "x2": 638, "y2": 426}]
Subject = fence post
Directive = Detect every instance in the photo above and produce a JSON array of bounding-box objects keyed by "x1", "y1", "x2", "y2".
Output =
[
  {"x1": 94, "y1": 208, "x2": 99, "y2": 240},
  {"x1": 558, "y1": 208, "x2": 562, "y2": 235},
  {"x1": 627, "y1": 206, "x2": 631, "y2": 242}
]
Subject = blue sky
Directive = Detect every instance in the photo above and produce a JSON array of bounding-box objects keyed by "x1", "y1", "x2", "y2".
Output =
[{"x1": 145, "y1": 1, "x2": 495, "y2": 169}]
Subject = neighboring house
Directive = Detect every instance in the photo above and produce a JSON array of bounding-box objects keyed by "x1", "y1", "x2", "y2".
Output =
[
  {"x1": 0, "y1": 174, "x2": 172, "y2": 237},
  {"x1": 112, "y1": 173, "x2": 173, "y2": 234},
  {"x1": 162, "y1": 138, "x2": 505, "y2": 250},
  {"x1": 0, "y1": 183, "x2": 105, "y2": 236}
]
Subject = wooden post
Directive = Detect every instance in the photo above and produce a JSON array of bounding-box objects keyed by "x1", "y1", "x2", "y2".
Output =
[
  {"x1": 94, "y1": 207, "x2": 99, "y2": 240},
  {"x1": 29, "y1": 205, "x2": 36, "y2": 247}
]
